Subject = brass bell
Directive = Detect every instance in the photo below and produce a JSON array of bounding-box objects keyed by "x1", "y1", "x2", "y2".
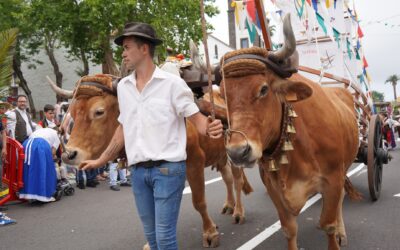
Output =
[
  {"x1": 288, "y1": 108, "x2": 298, "y2": 118},
  {"x1": 279, "y1": 154, "x2": 289, "y2": 164},
  {"x1": 286, "y1": 124, "x2": 296, "y2": 134},
  {"x1": 268, "y1": 159, "x2": 279, "y2": 171},
  {"x1": 283, "y1": 140, "x2": 294, "y2": 151}
]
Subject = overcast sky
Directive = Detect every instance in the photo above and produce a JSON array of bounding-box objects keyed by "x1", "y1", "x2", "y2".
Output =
[{"x1": 209, "y1": 0, "x2": 400, "y2": 101}]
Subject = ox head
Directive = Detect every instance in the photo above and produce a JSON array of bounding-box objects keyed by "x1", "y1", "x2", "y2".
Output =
[
  {"x1": 48, "y1": 75, "x2": 120, "y2": 166},
  {"x1": 221, "y1": 14, "x2": 313, "y2": 167}
]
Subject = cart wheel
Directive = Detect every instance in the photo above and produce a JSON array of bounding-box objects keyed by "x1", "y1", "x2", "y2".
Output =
[
  {"x1": 64, "y1": 187, "x2": 75, "y2": 196},
  {"x1": 368, "y1": 114, "x2": 383, "y2": 201}
]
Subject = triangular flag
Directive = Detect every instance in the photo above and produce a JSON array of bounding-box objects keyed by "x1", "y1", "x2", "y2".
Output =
[
  {"x1": 316, "y1": 12, "x2": 327, "y2": 35},
  {"x1": 312, "y1": 0, "x2": 318, "y2": 11},
  {"x1": 363, "y1": 56, "x2": 368, "y2": 68},
  {"x1": 346, "y1": 38, "x2": 352, "y2": 59},
  {"x1": 334, "y1": 0, "x2": 337, "y2": 9},
  {"x1": 355, "y1": 49, "x2": 360, "y2": 60},
  {"x1": 333, "y1": 28, "x2": 340, "y2": 48},
  {"x1": 356, "y1": 39, "x2": 361, "y2": 50},
  {"x1": 306, "y1": 0, "x2": 312, "y2": 5},
  {"x1": 357, "y1": 25, "x2": 364, "y2": 38},
  {"x1": 245, "y1": 18, "x2": 257, "y2": 44},
  {"x1": 246, "y1": 0, "x2": 257, "y2": 24}
]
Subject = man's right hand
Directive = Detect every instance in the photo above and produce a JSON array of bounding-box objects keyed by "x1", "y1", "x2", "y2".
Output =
[{"x1": 79, "y1": 159, "x2": 103, "y2": 170}]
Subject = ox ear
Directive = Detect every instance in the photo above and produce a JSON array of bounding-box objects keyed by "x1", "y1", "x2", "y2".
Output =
[{"x1": 274, "y1": 79, "x2": 313, "y2": 102}]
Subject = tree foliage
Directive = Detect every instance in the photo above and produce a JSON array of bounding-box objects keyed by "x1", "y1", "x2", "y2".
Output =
[
  {"x1": 371, "y1": 90, "x2": 385, "y2": 103},
  {"x1": 385, "y1": 74, "x2": 399, "y2": 101},
  {"x1": 0, "y1": 29, "x2": 18, "y2": 88}
]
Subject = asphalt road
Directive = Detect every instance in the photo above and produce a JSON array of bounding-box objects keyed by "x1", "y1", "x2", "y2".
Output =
[{"x1": 1, "y1": 146, "x2": 399, "y2": 250}]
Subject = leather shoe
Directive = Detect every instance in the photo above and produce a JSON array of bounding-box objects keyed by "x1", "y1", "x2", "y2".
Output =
[
  {"x1": 120, "y1": 182, "x2": 132, "y2": 187},
  {"x1": 110, "y1": 185, "x2": 120, "y2": 191}
]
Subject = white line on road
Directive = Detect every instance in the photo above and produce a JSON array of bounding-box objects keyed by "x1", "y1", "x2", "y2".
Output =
[
  {"x1": 237, "y1": 163, "x2": 365, "y2": 250},
  {"x1": 183, "y1": 177, "x2": 223, "y2": 195},
  {"x1": 394, "y1": 193, "x2": 400, "y2": 197}
]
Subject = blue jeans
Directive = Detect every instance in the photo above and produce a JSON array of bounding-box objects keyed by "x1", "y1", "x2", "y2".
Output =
[{"x1": 131, "y1": 161, "x2": 186, "y2": 250}]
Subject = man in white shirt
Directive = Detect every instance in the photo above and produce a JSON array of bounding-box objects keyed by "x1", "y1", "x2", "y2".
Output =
[
  {"x1": 6, "y1": 95, "x2": 37, "y2": 143},
  {"x1": 80, "y1": 22, "x2": 223, "y2": 250}
]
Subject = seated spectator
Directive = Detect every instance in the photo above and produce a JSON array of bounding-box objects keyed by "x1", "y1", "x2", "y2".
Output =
[
  {"x1": 38, "y1": 104, "x2": 58, "y2": 129},
  {"x1": 19, "y1": 128, "x2": 60, "y2": 203}
]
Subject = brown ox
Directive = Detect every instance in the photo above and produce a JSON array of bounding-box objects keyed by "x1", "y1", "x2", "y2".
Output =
[
  {"x1": 49, "y1": 74, "x2": 252, "y2": 248},
  {"x1": 221, "y1": 15, "x2": 360, "y2": 250}
]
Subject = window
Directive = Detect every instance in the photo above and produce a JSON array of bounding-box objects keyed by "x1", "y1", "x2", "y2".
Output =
[
  {"x1": 240, "y1": 38, "x2": 249, "y2": 48},
  {"x1": 214, "y1": 45, "x2": 218, "y2": 59}
]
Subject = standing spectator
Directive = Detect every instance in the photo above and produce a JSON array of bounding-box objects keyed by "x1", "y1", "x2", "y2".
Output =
[
  {"x1": 108, "y1": 160, "x2": 131, "y2": 191},
  {"x1": 6, "y1": 95, "x2": 37, "y2": 144},
  {"x1": 19, "y1": 128, "x2": 60, "y2": 203},
  {"x1": 38, "y1": 104, "x2": 58, "y2": 129}
]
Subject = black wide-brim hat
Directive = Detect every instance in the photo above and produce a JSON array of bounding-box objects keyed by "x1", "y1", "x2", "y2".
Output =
[{"x1": 114, "y1": 22, "x2": 163, "y2": 46}]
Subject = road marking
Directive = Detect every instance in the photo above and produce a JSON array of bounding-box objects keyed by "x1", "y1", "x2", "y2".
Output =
[
  {"x1": 237, "y1": 163, "x2": 365, "y2": 250},
  {"x1": 183, "y1": 177, "x2": 223, "y2": 195},
  {"x1": 394, "y1": 193, "x2": 400, "y2": 197}
]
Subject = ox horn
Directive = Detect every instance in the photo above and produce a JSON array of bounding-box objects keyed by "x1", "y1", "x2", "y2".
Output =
[
  {"x1": 46, "y1": 76, "x2": 74, "y2": 99},
  {"x1": 190, "y1": 40, "x2": 216, "y2": 74},
  {"x1": 269, "y1": 14, "x2": 296, "y2": 62}
]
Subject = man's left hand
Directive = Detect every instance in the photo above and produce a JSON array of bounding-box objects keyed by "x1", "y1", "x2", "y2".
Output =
[{"x1": 207, "y1": 117, "x2": 223, "y2": 139}]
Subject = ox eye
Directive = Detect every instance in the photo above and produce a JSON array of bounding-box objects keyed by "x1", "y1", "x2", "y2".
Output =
[
  {"x1": 95, "y1": 109, "x2": 105, "y2": 117},
  {"x1": 259, "y1": 85, "x2": 269, "y2": 97}
]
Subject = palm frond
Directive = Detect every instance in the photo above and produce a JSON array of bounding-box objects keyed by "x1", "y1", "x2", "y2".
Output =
[{"x1": 0, "y1": 28, "x2": 19, "y2": 88}]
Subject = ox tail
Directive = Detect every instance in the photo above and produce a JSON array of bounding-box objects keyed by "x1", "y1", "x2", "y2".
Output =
[
  {"x1": 344, "y1": 176, "x2": 362, "y2": 201},
  {"x1": 241, "y1": 168, "x2": 254, "y2": 195}
]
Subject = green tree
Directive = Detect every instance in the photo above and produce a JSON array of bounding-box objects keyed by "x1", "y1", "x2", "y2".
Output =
[
  {"x1": 385, "y1": 74, "x2": 399, "y2": 101},
  {"x1": 0, "y1": 0, "x2": 37, "y2": 115},
  {"x1": 0, "y1": 28, "x2": 18, "y2": 88},
  {"x1": 371, "y1": 90, "x2": 385, "y2": 102}
]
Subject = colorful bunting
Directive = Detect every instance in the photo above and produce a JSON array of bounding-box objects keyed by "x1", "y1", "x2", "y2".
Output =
[
  {"x1": 334, "y1": 0, "x2": 337, "y2": 9},
  {"x1": 246, "y1": 0, "x2": 257, "y2": 24},
  {"x1": 295, "y1": 0, "x2": 306, "y2": 18},
  {"x1": 355, "y1": 49, "x2": 360, "y2": 60}
]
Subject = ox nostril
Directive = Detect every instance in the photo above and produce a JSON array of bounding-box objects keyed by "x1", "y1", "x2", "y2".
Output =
[
  {"x1": 62, "y1": 150, "x2": 78, "y2": 161},
  {"x1": 68, "y1": 151, "x2": 78, "y2": 160},
  {"x1": 227, "y1": 145, "x2": 252, "y2": 163}
]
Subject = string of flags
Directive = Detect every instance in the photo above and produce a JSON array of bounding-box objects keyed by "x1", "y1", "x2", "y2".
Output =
[{"x1": 230, "y1": 0, "x2": 372, "y2": 97}]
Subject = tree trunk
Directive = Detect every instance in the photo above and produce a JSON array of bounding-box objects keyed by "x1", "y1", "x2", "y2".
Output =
[
  {"x1": 101, "y1": 41, "x2": 119, "y2": 76},
  {"x1": 80, "y1": 47, "x2": 89, "y2": 76},
  {"x1": 44, "y1": 37, "x2": 64, "y2": 102},
  {"x1": 393, "y1": 82, "x2": 397, "y2": 101},
  {"x1": 12, "y1": 54, "x2": 36, "y2": 119}
]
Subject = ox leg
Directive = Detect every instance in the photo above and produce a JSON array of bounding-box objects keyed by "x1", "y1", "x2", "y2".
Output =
[
  {"x1": 336, "y1": 188, "x2": 347, "y2": 246},
  {"x1": 264, "y1": 175, "x2": 298, "y2": 250},
  {"x1": 319, "y1": 181, "x2": 343, "y2": 250},
  {"x1": 217, "y1": 160, "x2": 236, "y2": 215},
  {"x1": 186, "y1": 160, "x2": 220, "y2": 248},
  {"x1": 231, "y1": 166, "x2": 246, "y2": 224}
]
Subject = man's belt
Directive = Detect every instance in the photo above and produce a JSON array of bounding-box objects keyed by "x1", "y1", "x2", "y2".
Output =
[{"x1": 135, "y1": 160, "x2": 167, "y2": 168}]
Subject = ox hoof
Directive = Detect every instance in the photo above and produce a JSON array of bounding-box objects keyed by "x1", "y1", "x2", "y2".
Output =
[
  {"x1": 233, "y1": 214, "x2": 245, "y2": 224},
  {"x1": 337, "y1": 235, "x2": 348, "y2": 246},
  {"x1": 221, "y1": 206, "x2": 234, "y2": 215},
  {"x1": 142, "y1": 242, "x2": 150, "y2": 250},
  {"x1": 202, "y1": 232, "x2": 220, "y2": 248}
]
